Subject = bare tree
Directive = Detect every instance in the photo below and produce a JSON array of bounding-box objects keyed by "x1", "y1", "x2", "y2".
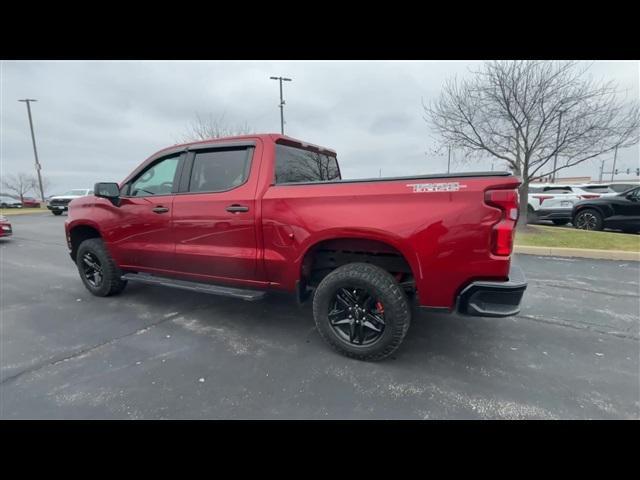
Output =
[
  {"x1": 424, "y1": 61, "x2": 640, "y2": 220},
  {"x1": 1, "y1": 173, "x2": 35, "y2": 203},
  {"x1": 178, "y1": 113, "x2": 253, "y2": 142}
]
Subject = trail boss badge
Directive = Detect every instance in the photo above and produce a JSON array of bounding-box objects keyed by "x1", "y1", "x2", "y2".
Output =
[{"x1": 406, "y1": 182, "x2": 467, "y2": 193}]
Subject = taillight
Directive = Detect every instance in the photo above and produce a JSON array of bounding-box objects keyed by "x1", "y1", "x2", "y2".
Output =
[
  {"x1": 485, "y1": 189, "x2": 519, "y2": 256},
  {"x1": 532, "y1": 194, "x2": 554, "y2": 205},
  {"x1": 580, "y1": 194, "x2": 600, "y2": 199}
]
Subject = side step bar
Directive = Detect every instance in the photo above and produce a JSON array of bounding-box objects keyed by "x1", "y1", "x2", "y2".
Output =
[{"x1": 121, "y1": 273, "x2": 267, "y2": 302}]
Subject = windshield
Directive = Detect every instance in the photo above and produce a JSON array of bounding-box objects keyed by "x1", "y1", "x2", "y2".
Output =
[{"x1": 61, "y1": 190, "x2": 88, "y2": 196}]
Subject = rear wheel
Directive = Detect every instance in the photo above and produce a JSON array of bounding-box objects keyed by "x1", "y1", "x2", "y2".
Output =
[
  {"x1": 552, "y1": 219, "x2": 570, "y2": 226},
  {"x1": 312, "y1": 263, "x2": 411, "y2": 361},
  {"x1": 574, "y1": 209, "x2": 603, "y2": 231},
  {"x1": 76, "y1": 238, "x2": 127, "y2": 296}
]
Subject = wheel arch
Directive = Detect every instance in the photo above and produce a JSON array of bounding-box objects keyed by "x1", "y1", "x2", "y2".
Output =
[
  {"x1": 299, "y1": 233, "x2": 419, "y2": 291},
  {"x1": 68, "y1": 223, "x2": 102, "y2": 261},
  {"x1": 573, "y1": 203, "x2": 610, "y2": 220}
]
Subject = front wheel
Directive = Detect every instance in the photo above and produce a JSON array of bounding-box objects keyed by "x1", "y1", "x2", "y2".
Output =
[
  {"x1": 76, "y1": 238, "x2": 127, "y2": 296},
  {"x1": 52, "y1": 210, "x2": 63, "y2": 216},
  {"x1": 312, "y1": 263, "x2": 411, "y2": 361},
  {"x1": 573, "y1": 209, "x2": 603, "y2": 231}
]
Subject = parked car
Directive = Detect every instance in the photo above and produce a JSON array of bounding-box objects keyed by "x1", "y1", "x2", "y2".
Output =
[
  {"x1": 0, "y1": 196, "x2": 23, "y2": 208},
  {"x1": 0, "y1": 215, "x2": 12, "y2": 238},
  {"x1": 571, "y1": 184, "x2": 618, "y2": 198},
  {"x1": 527, "y1": 184, "x2": 581, "y2": 225},
  {"x1": 65, "y1": 134, "x2": 527, "y2": 361},
  {"x1": 47, "y1": 189, "x2": 93, "y2": 215},
  {"x1": 608, "y1": 182, "x2": 640, "y2": 193},
  {"x1": 572, "y1": 186, "x2": 640, "y2": 233},
  {"x1": 22, "y1": 197, "x2": 41, "y2": 208}
]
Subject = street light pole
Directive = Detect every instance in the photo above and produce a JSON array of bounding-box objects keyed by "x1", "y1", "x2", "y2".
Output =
[
  {"x1": 269, "y1": 76, "x2": 292, "y2": 134},
  {"x1": 18, "y1": 99, "x2": 45, "y2": 202},
  {"x1": 610, "y1": 145, "x2": 619, "y2": 182},
  {"x1": 551, "y1": 110, "x2": 564, "y2": 183},
  {"x1": 447, "y1": 145, "x2": 452, "y2": 174}
]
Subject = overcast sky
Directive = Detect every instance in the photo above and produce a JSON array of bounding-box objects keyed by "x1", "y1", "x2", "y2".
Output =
[{"x1": 1, "y1": 60, "x2": 638, "y2": 195}]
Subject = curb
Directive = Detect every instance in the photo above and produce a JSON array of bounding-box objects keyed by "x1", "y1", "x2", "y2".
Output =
[
  {"x1": 514, "y1": 245, "x2": 640, "y2": 262},
  {"x1": 0, "y1": 210, "x2": 49, "y2": 216}
]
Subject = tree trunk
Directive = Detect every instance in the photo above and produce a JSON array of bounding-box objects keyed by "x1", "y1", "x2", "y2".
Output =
[{"x1": 518, "y1": 180, "x2": 529, "y2": 228}]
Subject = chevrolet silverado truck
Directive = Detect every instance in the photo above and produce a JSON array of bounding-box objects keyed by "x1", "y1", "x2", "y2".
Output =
[
  {"x1": 48, "y1": 189, "x2": 93, "y2": 215},
  {"x1": 65, "y1": 134, "x2": 526, "y2": 360}
]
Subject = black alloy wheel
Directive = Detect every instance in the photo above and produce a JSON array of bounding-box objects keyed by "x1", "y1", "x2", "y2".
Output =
[{"x1": 328, "y1": 287, "x2": 386, "y2": 346}]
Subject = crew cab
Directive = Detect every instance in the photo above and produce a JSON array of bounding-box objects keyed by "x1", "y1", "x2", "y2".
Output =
[{"x1": 65, "y1": 134, "x2": 527, "y2": 360}]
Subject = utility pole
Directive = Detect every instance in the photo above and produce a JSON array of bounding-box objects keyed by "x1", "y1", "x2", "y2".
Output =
[
  {"x1": 610, "y1": 145, "x2": 619, "y2": 182},
  {"x1": 551, "y1": 110, "x2": 564, "y2": 183},
  {"x1": 599, "y1": 159, "x2": 605, "y2": 182},
  {"x1": 269, "y1": 76, "x2": 292, "y2": 134},
  {"x1": 447, "y1": 145, "x2": 452, "y2": 174},
  {"x1": 18, "y1": 99, "x2": 45, "y2": 202}
]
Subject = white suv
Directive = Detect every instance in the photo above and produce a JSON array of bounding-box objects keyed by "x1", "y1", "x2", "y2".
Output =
[{"x1": 527, "y1": 184, "x2": 582, "y2": 225}]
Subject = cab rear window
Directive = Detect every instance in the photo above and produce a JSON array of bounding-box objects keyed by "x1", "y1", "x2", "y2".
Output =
[{"x1": 275, "y1": 144, "x2": 340, "y2": 184}]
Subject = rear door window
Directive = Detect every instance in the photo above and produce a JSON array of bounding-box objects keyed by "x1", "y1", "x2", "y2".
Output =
[{"x1": 187, "y1": 147, "x2": 252, "y2": 193}]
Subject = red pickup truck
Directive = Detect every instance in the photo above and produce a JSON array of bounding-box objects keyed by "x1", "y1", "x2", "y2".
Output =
[{"x1": 65, "y1": 134, "x2": 526, "y2": 360}]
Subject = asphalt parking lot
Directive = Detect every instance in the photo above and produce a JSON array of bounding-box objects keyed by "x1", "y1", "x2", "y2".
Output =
[{"x1": 1, "y1": 214, "x2": 638, "y2": 419}]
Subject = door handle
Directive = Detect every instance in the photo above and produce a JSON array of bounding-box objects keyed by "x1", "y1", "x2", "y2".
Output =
[
  {"x1": 226, "y1": 204, "x2": 249, "y2": 213},
  {"x1": 152, "y1": 206, "x2": 169, "y2": 213}
]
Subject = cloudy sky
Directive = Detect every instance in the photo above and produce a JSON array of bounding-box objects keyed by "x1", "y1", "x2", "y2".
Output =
[{"x1": 1, "y1": 60, "x2": 638, "y2": 195}]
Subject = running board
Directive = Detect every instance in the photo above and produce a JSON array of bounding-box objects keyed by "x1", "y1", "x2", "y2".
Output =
[{"x1": 121, "y1": 273, "x2": 267, "y2": 301}]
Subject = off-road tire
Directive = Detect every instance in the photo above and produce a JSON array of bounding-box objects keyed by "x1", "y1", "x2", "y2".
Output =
[
  {"x1": 76, "y1": 238, "x2": 127, "y2": 297},
  {"x1": 312, "y1": 262, "x2": 411, "y2": 361}
]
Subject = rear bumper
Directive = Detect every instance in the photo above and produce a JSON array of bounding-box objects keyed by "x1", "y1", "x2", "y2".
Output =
[
  {"x1": 535, "y1": 208, "x2": 572, "y2": 220},
  {"x1": 0, "y1": 225, "x2": 12, "y2": 237},
  {"x1": 456, "y1": 265, "x2": 527, "y2": 317}
]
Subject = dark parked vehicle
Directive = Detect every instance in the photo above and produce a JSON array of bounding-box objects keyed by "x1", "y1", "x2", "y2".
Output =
[{"x1": 572, "y1": 187, "x2": 640, "y2": 233}]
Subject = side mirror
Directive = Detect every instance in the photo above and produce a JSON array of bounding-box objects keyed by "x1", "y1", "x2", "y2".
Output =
[{"x1": 94, "y1": 182, "x2": 121, "y2": 206}]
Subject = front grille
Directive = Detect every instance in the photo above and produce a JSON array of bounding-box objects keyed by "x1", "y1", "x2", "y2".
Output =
[{"x1": 50, "y1": 198, "x2": 71, "y2": 206}]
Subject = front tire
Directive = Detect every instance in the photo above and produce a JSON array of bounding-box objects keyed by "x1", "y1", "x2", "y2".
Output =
[
  {"x1": 76, "y1": 238, "x2": 127, "y2": 296},
  {"x1": 574, "y1": 208, "x2": 603, "y2": 231},
  {"x1": 52, "y1": 210, "x2": 63, "y2": 216},
  {"x1": 312, "y1": 263, "x2": 411, "y2": 361}
]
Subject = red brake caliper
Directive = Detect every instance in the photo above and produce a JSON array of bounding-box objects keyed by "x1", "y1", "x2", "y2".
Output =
[{"x1": 376, "y1": 301, "x2": 384, "y2": 314}]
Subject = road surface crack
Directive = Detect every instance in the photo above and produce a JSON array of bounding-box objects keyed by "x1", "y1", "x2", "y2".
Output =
[
  {"x1": 0, "y1": 316, "x2": 174, "y2": 386},
  {"x1": 515, "y1": 314, "x2": 639, "y2": 340}
]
